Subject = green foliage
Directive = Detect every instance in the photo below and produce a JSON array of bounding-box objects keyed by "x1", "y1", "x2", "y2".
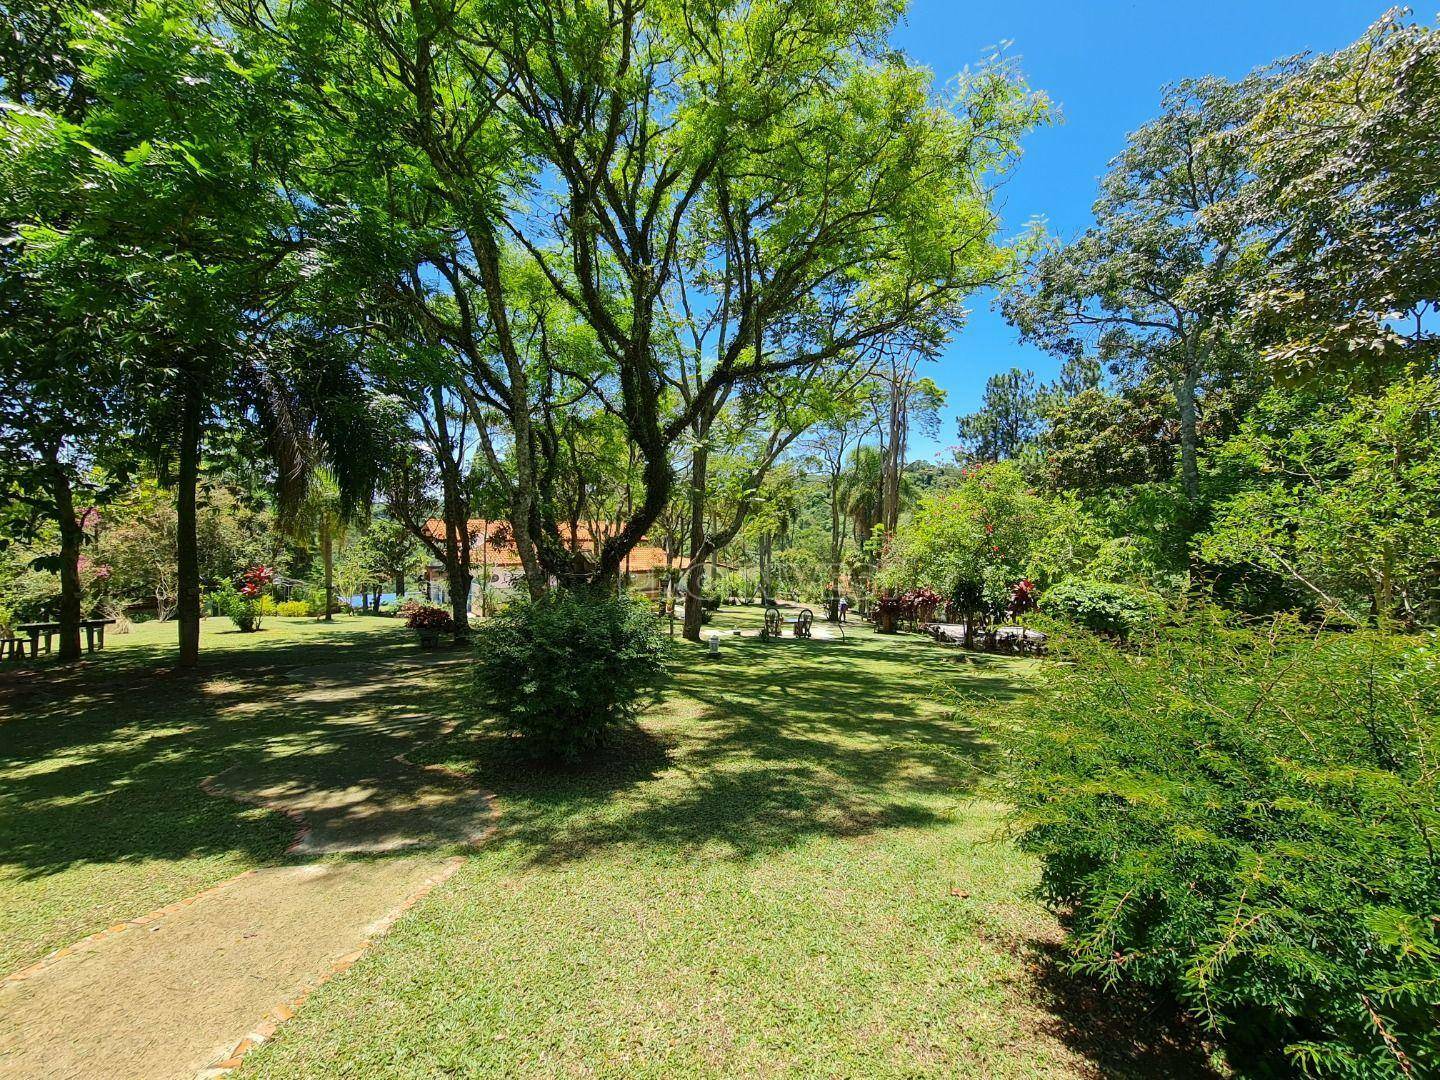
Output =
[
  {"x1": 213, "y1": 583, "x2": 263, "y2": 633},
  {"x1": 1038, "y1": 579, "x2": 1166, "y2": 639},
  {"x1": 878, "y1": 461, "x2": 1071, "y2": 602},
  {"x1": 955, "y1": 367, "x2": 1043, "y2": 464},
  {"x1": 1201, "y1": 375, "x2": 1440, "y2": 627},
  {"x1": 1239, "y1": 13, "x2": 1440, "y2": 378},
  {"x1": 276, "y1": 600, "x2": 311, "y2": 618},
  {"x1": 997, "y1": 616, "x2": 1440, "y2": 1077},
  {"x1": 471, "y1": 590, "x2": 670, "y2": 765},
  {"x1": 1036, "y1": 384, "x2": 1177, "y2": 493}
]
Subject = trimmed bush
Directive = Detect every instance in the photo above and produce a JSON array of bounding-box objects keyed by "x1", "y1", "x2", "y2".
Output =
[
  {"x1": 472, "y1": 588, "x2": 670, "y2": 763},
  {"x1": 1039, "y1": 578, "x2": 1165, "y2": 639},
  {"x1": 276, "y1": 600, "x2": 311, "y2": 617},
  {"x1": 997, "y1": 615, "x2": 1439, "y2": 1077}
]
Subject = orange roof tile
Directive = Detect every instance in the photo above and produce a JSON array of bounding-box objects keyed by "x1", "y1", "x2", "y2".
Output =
[{"x1": 423, "y1": 519, "x2": 669, "y2": 575}]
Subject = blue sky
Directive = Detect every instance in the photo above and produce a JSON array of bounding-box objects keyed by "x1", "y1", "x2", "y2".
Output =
[{"x1": 890, "y1": 0, "x2": 1386, "y2": 459}]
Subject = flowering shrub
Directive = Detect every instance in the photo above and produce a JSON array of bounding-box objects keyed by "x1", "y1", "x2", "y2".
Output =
[
  {"x1": 215, "y1": 565, "x2": 276, "y2": 632},
  {"x1": 871, "y1": 592, "x2": 913, "y2": 632},
  {"x1": 395, "y1": 598, "x2": 428, "y2": 621},
  {"x1": 406, "y1": 605, "x2": 457, "y2": 633},
  {"x1": 872, "y1": 587, "x2": 947, "y2": 631},
  {"x1": 904, "y1": 586, "x2": 943, "y2": 622},
  {"x1": 1010, "y1": 578, "x2": 1037, "y2": 616},
  {"x1": 239, "y1": 564, "x2": 274, "y2": 599}
]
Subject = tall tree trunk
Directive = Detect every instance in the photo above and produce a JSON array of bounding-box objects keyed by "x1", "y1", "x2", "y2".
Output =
[
  {"x1": 883, "y1": 381, "x2": 906, "y2": 536},
  {"x1": 682, "y1": 445, "x2": 709, "y2": 642},
  {"x1": 47, "y1": 455, "x2": 83, "y2": 662},
  {"x1": 394, "y1": 570, "x2": 406, "y2": 598},
  {"x1": 827, "y1": 471, "x2": 843, "y2": 622},
  {"x1": 1175, "y1": 365, "x2": 1200, "y2": 502},
  {"x1": 176, "y1": 384, "x2": 203, "y2": 668},
  {"x1": 426, "y1": 385, "x2": 474, "y2": 631},
  {"x1": 479, "y1": 536, "x2": 489, "y2": 617},
  {"x1": 444, "y1": 551, "x2": 471, "y2": 632},
  {"x1": 321, "y1": 521, "x2": 334, "y2": 622}
]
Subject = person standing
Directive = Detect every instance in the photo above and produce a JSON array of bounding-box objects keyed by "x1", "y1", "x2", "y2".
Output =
[{"x1": 838, "y1": 596, "x2": 849, "y2": 623}]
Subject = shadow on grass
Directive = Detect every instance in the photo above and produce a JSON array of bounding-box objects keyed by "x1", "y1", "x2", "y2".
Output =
[
  {"x1": 1024, "y1": 939, "x2": 1221, "y2": 1079},
  {"x1": 2, "y1": 615, "x2": 1215, "y2": 1077},
  {"x1": 439, "y1": 630, "x2": 1019, "y2": 866},
  {"x1": 0, "y1": 621, "x2": 471, "y2": 879}
]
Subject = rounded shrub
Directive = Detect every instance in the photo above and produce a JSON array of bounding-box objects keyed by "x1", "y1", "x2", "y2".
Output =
[
  {"x1": 1039, "y1": 578, "x2": 1165, "y2": 639},
  {"x1": 471, "y1": 588, "x2": 671, "y2": 764}
]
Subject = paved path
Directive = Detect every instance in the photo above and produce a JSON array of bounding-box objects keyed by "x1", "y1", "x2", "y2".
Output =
[{"x1": 0, "y1": 660, "x2": 492, "y2": 1080}]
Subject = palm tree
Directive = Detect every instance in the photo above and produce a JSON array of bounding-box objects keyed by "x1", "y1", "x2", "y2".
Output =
[
  {"x1": 279, "y1": 464, "x2": 358, "y2": 621},
  {"x1": 838, "y1": 446, "x2": 885, "y2": 546}
]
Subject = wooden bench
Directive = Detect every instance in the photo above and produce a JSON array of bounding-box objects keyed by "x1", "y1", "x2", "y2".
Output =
[{"x1": 2, "y1": 637, "x2": 31, "y2": 661}]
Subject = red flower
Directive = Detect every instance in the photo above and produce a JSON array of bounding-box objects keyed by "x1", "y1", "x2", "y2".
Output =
[{"x1": 239, "y1": 564, "x2": 275, "y2": 599}]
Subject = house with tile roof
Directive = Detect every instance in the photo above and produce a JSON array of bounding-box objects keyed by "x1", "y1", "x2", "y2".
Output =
[{"x1": 419, "y1": 520, "x2": 673, "y2": 611}]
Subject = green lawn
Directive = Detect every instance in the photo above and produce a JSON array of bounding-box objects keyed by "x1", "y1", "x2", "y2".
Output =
[
  {"x1": 1, "y1": 610, "x2": 1210, "y2": 1076},
  {"x1": 0, "y1": 615, "x2": 451, "y2": 970}
]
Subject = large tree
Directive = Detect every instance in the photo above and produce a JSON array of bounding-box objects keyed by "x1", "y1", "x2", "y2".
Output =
[
  {"x1": 955, "y1": 367, "x2": 1042, "y2": 465},
  {"x1": 3, "y1": 0, "x2": 383, "y2": 664},
  {"x1": 1004, "y1": 70, "x2": 1285, "y2": 502},
  {"x1": 0, "y1": 224, "x2": 127, "y2": 660},
  {"x1": 871, "y1": 351, "x2": 945, "y2": 536},
  {"x1": 239, "y1": 0, "x2": 1045, "y2": 600},
  {"x1": 805, "y1": 400, "x2": 874, "y2": 620},
  {"x1": 1237, "y1": 12, "x2": 1440, "y2": 380}
]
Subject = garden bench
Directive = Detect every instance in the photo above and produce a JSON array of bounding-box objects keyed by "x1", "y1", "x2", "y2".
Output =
[
  {"x1": 2, "y1": 636, "x2": 30, "y2": 661},
  {"x1": 794, "y1": 609, "x2": 813, "y2": 639}
]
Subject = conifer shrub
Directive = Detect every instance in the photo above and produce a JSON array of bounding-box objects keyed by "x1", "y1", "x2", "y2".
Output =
[
  {"x1": 472, "y1": 589, "x2": 670, "y2": 764},
  {"x1": 997, "y1": 614, "x2": 1439, "y2": 1077}
]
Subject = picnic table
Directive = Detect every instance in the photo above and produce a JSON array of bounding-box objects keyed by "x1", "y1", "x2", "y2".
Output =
[{"x1": 15, "y1": 619, "x2": 117, "y2": 656}]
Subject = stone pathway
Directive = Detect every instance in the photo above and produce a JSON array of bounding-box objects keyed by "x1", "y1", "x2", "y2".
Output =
[{"x1": 0, "y1": 660, "x2": 492, "y2": 1080}]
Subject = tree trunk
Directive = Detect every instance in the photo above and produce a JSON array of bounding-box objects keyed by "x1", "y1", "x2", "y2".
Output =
[
  {"x1": 1175, "y1": 363, "x2": 1200, "y2": 501},
  {"x1": 176, "y1": 384, "x2": 203, "y2": 668},
  {"x1": 394, "y1": 570, "x2": 406, "y2": 598},
  {"x1": 48, "y1": 458, "x2": 84, "y2": 662},
  {"x1": 321, "y1": 521, "x2": 334, "y2": 622},
  {"x1": 430, "y1": 386, "x2": 474, "y2": 630},
  {"x1": 827, "y1": 471, "x2": 843, "y2": 621},
  {"x1": 445, "y1": 554, "x2": 471, "y2": 633},
  {"x1": 682, "y1": 445, "x2": 709, "y2": 642},
  {"x1": 882, "y1": 382, "x2": 904, "y2": 535}
]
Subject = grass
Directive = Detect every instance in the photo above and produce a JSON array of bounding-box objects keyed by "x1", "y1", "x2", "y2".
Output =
[
  {"x1": 1, "y1": 608, "x2": 1212, "y2": 1076},
  {"x1": 0, "y1": 615, "x2": 454, "y2": 970}
]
